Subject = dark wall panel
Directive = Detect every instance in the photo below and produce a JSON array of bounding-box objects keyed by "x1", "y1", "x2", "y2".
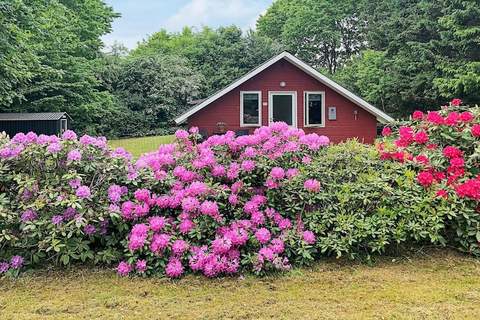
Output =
[{"x1": 0, "y1": 120, "x2": 60, "y2": 137}]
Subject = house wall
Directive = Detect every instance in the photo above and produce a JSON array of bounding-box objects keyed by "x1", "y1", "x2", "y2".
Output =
[
  {"x1": 0, "y1": 120, "x2": 60, "y2": 138},
  {"x1": 187, "y1": 59, "x2": 378, "y2": 144}
]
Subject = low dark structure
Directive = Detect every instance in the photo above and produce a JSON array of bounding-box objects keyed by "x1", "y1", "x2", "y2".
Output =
[{"x1": 0, "y1": 112, "x2": 71, "y2": 137}]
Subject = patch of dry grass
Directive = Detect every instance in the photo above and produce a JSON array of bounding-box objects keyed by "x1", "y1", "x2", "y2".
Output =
[{"x1": 1, "y1": 249, "x2": 479, "y2": 320}]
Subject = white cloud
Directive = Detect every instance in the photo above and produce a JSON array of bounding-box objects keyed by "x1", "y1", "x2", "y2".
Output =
[{"x1": 164, "y1": 0, "x2": 268, "y2": 32}]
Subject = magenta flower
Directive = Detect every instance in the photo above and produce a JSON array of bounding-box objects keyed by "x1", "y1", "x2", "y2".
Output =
[
  {"x1": 278, "y1": 218, "x2": 292, "y2": 230},
  {"x1": 149, "y1": 216, "x2": 166, "y2": 232},
  {"x1": 150, "y1": 233, "x2": 171, "y2": 253},
  {"x1": 270, "y1": 167, "x2": 285, "y2": 180},
  {"x1": 172, "y1": 239, "x2": 189, "y2": 256},
  {"x1": 83, "y1": 224, "x2": 96, "y2": 235},
  {"x1": 47, "y1": 143, "x2": 62, "y2": 153},
  {"x1": 108, "y1": 184, "x2": 123, "y2": 203},
  {"x1": 63, "y1": 207, "x2": 77, "y2": 219},
  {"x1": 302, "y1": 230, "x2": 316, "y2": 244},
  {"x1": 212, "y1": 237, "x2": 232, "y2": 254},
  {"x1": 189, "y1": 126, "x2": 199, "y2": 134},
  {"x1": 76, "y1": 185, "x2": 91, "y2": 198},
  {"x1": 67, "y1": 149, "x2": 82, "y2": 161},
  {"x1": 175, "y1": 129, "x2": 189, "y2": 140},
  {"x1": 255, "y1": 228, "x2": 271, "y2": 244},
  {"x1": 134, "y1": 189, "x2": 151, "y2": 202},
  {"x1": 179, "y1": 219, "x2": 194, "y2": 234},
  {"x1": 10, "y1": 255, "x2": 23, "y2": 269},
  {"x1": 286, "y1": 168, "x2": 299, "y2": 179},
  {"x1": 117, "y1": 261, "x2": 132, "y2": 276},
  {"x1": 259, "y1": 247, "x2": 275, "y2": 261},
  {"x1": 21, "y1": 209, "x2": 38, "y2": 222},
  {"x1": 228, "y1": 194, "x2": 238, "y2": 205},
  {"x1": 181, "y1": 196, "x2": 200, "y2": 212},
  {"x1": 270, "y1": 238, "x2": 285, "y2": 254},
  {"x1": 62, "y1": 130, "x2": 77, "y2": 141},
  {"x1": 51, "y1": 215, "x2": 63, "y2": 225},
  {"x1": 135, "y1": 259, "x2": 147, "y2": 273},
  {"x1": 69, "y1": 178, "x2": 81, "y2": 189},
  {"x1": 304, "y1": 179, "x2": 321, "y2": 192},
  {"x1": 166, "y1": 258, "x2": 184, "y2": 278},
  {"x1": 200, "y1": 200, "x2": 221, "y2": 221},
  {"x1": 241, "y1": 160, "x2": 256, "y2": 172},
  {"x1": 0, "y1": 262, "x2": 9, "y2": 273}
]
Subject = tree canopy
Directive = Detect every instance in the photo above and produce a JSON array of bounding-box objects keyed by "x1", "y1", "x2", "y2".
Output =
[
  {"x1": 132, "y1": 26, "x2": 284, "y2": 95},
  {"x1": 1, "y1": 0, "x2": 479, "y2": 136}
]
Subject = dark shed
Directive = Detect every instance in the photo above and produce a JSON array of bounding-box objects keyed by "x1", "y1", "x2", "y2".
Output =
[{"x1": 0, "y1": 112, "x2": 72, "y2": 137}]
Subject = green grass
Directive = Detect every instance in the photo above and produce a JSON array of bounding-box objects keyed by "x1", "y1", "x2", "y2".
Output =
[
  {"x1": 109, "y1": 135, "x2": 175, "y2": 157},
  {"x1": 1, "y1": 249, "x2": 479, "y2": 319}
]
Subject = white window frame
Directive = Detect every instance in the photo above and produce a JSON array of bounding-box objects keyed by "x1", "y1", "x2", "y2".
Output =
[
  {"x1": 304, "y1": 91, "x2": 326, "y2": 127},
  {"x1": 268, "y1": 91, "x2": 297, "y2": 128},
  {"x1": 240, "y1": 91, "x2": 262, "y2": 127}
]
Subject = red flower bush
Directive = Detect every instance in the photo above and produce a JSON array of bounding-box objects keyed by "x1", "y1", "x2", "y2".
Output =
[{"x1": 378, "y1": 99, "x2": 480, "y2": 255}]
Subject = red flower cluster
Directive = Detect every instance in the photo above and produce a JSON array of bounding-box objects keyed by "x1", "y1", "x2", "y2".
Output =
[
  {"x1": 417, "y1": 171, "x2": 434, "y2": 187},
  {"x1": 456, "y1": 178, "x2": 480, "y2": 200},
  {"x1": 378, "y1": 100, "x2": 480, "y2": 202},
  {"x1": 451, "y1": 98, "x2": 462, "y2": 107},
  {"x1": 472, "y1": 124, "x2": 480, "y2": 137},
  {"x1": 443, "y1": 146, "x2": 463, "y2": 159}
]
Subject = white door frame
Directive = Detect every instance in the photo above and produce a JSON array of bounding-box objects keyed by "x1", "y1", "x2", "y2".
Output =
[{"x1": 268, "y1": 91, "x2": 297, "y2": 127}]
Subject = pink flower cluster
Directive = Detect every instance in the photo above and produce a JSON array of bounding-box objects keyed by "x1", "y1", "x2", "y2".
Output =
[{"x1": 115, "y1": 122, "x2": 327, "y2": 278}]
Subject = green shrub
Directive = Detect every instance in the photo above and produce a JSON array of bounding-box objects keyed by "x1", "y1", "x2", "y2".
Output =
[{"x1": 279, "y1": 140, "x2": 452, "y2": 260}]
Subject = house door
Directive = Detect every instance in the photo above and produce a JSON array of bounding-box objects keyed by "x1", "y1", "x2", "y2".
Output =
[{"x1": 269, "y1": 92, "x2": 297, "y2": 127}]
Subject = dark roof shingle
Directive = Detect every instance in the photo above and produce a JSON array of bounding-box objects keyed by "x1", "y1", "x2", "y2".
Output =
[{"x1": 0, "y1": 112, "x2": 70, "y2": 121}]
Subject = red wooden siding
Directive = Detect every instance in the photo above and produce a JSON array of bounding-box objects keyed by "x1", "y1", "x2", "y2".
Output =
[{"x1": 187, "y1": 59, "x2": 378, "y2": 144}]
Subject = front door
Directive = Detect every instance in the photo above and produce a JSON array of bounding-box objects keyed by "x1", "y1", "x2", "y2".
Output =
[{"x1": 269, "y1": 92, "x2": 297, "y2": 127}]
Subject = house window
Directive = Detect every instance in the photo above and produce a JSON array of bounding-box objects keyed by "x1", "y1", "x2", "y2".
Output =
[
  {"x1": 240, "y1": 91, "x2": 261, "y2": 126},
  {"x1": 304, "y1": 91, "x2": 325, "y2": 127}
]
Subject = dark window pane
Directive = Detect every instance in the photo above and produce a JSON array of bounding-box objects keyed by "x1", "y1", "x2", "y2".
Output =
[
  {"x1": 272, "y1": 95, "x2": 293, "y2": 125},
  {"x1": 243, "y1": 93, "x2": 259, "y2": 124},
  {"x1": 307, "y1": 93, "x2": 322, "y2": 125}
]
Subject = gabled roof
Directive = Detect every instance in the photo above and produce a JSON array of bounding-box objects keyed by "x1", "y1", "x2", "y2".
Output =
[
  {"x1": 175, "y1": 51, "x2": 394, "y2": 124},
  {"x1": 0, "y1": 112, "x2": 71, "y2": 121}
]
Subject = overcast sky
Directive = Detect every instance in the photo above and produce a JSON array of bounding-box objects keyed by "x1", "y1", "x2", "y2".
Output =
[{"x1": 102, "y1": 0, "x2": 274, "y2": 49}]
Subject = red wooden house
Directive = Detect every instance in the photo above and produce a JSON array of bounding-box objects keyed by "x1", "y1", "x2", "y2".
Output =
[{"x1": 175, "y1": 52, "x2": 394, "y2": 144}]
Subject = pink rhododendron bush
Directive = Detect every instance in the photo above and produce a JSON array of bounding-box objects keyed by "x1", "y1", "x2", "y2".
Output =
[
  {"x1": 116, "y1": 123, "x2": 331, "y2": 277},
  {"x1": 0, "y1": 130, "x2": 135, "y2": 275},
  {"x1": 379, "y1": 99, "x2": 480, "y2": 255}
]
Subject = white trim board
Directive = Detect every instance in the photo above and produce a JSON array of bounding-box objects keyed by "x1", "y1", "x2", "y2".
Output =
[{"x1": 175, "y1": 51, "x2": 394, "y2": 124}]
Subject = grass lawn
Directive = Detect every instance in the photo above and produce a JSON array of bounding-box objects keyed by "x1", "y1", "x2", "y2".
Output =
[
  {"x1": 109, "y1": 135, "x2": 175, "y2": 157},
  {"x1": 1, "y1": 249, "x2": 479, "y2": 320}
]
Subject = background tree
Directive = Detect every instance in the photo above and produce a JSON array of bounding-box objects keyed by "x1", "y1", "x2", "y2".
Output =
[
  {"x1": 257, "y1": 0, "x2": 366, "y2": 73},
  {"x1": 132, "y1": 26, "x2": 283, "y2": 95},
  {"x1": 109, "y1": 55, "x2": 204, "y2": 137},
  {"x1": 0, "y1": 0, "x2": 120, "y2": 134}
]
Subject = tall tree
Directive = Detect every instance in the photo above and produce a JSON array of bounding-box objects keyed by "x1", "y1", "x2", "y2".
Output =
[
  {"x1": 257, "y1": 0, "x2": 366, "y2": 73},
  {"x1": 337, "y1": 0, "x2": 480, "y2": 118},
  {"x1": 0, "y1": 0, "x2": 119, "y2": 134}
]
